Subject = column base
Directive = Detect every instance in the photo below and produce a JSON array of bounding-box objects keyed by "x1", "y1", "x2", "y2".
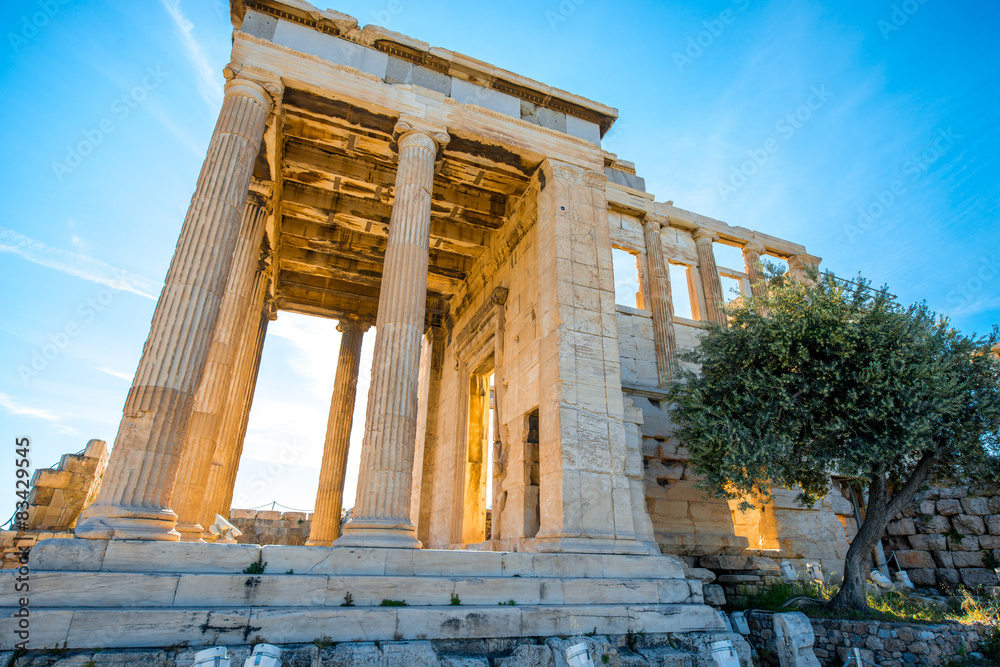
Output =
[
  {"x1": 74, "y1": 504, "x2": 181, "y2": 542},
  {"x1": 175, "y1": 522, "x2": 206, "y2": 542},
  {"x1": 334, "y1": 518, "x2": 421, "y2": 549},
  {"x1": 304, "y1": 539, "x2": 335, "y2": 547}
]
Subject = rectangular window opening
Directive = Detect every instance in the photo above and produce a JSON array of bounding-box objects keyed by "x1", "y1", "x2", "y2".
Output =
[
  {"x1": 669, "y1": 263, "x2": 694, "y2": 319},
  {"x1": 612, "y1": 247, "x2": 642, "y2": 308}
]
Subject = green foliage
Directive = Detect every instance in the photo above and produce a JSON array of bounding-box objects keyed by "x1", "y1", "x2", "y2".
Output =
[
  {"x1": 982, "y1": 626, "x2": 1000, "y2": 660},
  {"x1": 379, "y1": 599, "x2": 407, "y2": 606},
  {"x1": 285, "y1": 569, "x2": 294, "y2": 574},
  {"x1": 983, "y1": 551, "x2": 999, "y2": 570},
  {"x1": 242, "y1": 554, "x2": 267, "y2": 574},
  {"x1": 450, "y1": 593, "x2": 462, "y2": 606},
  {"x1": 668, "y1": 267, "x2": 1000, "y2": 509},
  {"x1": 341, "y1": 592, "x2": 354, "y2": 607},
  {"x1": 497, "y1": 599, "x2": 517, "y2": 606},
  {"x1": 602, "y1": 654, "x2": 610, "y2": 664},
  {"x1": 313, "y1": 636, "x2": 334, "y2": 649}
]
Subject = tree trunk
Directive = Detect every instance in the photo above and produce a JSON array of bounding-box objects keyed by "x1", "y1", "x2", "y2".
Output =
[
  {"x1": 829, "y1": 452, "x2": 936, "y2": 611},
  {"x1": 830, "y1": 475, "x2": 889, "y2": 610}
]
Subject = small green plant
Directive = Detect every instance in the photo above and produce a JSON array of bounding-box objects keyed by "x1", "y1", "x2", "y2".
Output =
[
  {"x1": 313, "y1": 635, "x2": 334, "y2": 649},
  {"x1": 250, "y1": 635, "x2": 266, "y2": 647},
  {"x1": 920, "y1": 513, "x2": 935, "y2": 523},
  {"x1": 393, "y1": 632, "x2": 404, "y2": 640},
  {"x1": 297, "y1": 518, "x2": 304, "y2": 524},
  {"x1": 85, "y1": 661, "x2": 97, "y2": 667},
  {"x1": 497, "y1": 599, "x2": 516, "y2": 606},
  {"x1": 983, "y1": 551, "x2": 1000, "y2": 570},
  {"x1": 341, "y1": 592, "x2": 354, "y2": 607},
  {"x1": 625, "y1": 629, "x2": 645, "y2": 652},
  {"x1": 945, "y1": 527, "x2": 964, "y2": 544},
  {"x1": 602, "y1": 654, "x2": 610, "y2": 665},
  {"x1": 380, "y1": 599, "x2": 408, "y2": 606},
  {"x1": 47, "y1": 642, "x2": 69, "y2": 655},
  {"x1": 243, "y1": 554, "x2": 267, "y2": 574},
  {"x1": 450, "y1": 593, "x2": 462, "y2": 606},
  {"x1": 285, "y1": 568, "x2": 294, "y2": 574},
  {"x1": 585, "y1": 627, "x2": 597, "y2": 636}
]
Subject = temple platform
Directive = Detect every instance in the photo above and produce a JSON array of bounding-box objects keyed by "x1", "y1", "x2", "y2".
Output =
[{"x1": 0, "y1": 539, "x2": 727, "y2": 650}]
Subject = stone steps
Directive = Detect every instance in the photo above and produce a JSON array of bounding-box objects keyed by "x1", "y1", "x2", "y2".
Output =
[
  {"x1": 2, "y1": 539, "x2": 725, "y2": 651},
  {"x1": 0, "y1": 571, "x2": 701, "y2": 608},
  {"x1": 0, "y1": 603, "x2": 726, "y2": 650},
  {"x1": 28, "y1": 539, "x2": 687, "y2": 579}
]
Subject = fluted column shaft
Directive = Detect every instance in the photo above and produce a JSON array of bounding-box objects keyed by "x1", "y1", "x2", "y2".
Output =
[
  {"x1": 693, "y1": 229, "x2": 727, "y2": 327},
  {"x1": 200, "y1": 273, "x2": 272, "y2": 535},
  {"x1": 742, "y1": 242, "x2": 767, "y2": 299},
  {"x1": 174, "y1": 194, "x2": 269, "y2": 541},
  {"x1": 642, "y1": 217, "x2": 678, "y2": 386},
  {"x1": 337, "y1": 121, "x2": 448, "y2": 548},
  {"x1": 307, "y1": 321, "x2": 368, "y2": 545},
  {"x1": 75, "y1": 79, "x2": 273, "y2": 541}
]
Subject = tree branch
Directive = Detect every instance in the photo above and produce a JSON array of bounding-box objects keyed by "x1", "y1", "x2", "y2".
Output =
[{"x1": 885, "y1": 450, "x2": 937, "y2": 518}]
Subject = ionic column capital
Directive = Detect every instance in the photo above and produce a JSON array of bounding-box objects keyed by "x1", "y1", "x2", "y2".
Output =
[
  {"x1": 642, "y1": 213, "x2": 668, "y2": 231},
  {"x1": 394, "y1": 117, "x2": 450, "y2": 154},
  {"x1": 693, "y1": 228, "x2": 718, "y2": 244},
  {"x1": 743, "y1": 241, "x2": 766, "y2": 256},
  {"x1": 337, "y1": 318, "x2": 371, "y2": 335},
  {"x1": 222, "y1": 65, "x2": 283, "y2": 111}
]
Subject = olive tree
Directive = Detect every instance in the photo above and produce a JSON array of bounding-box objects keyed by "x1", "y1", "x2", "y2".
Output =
[{"x1": 667, "y1": 267, "x2": 1000, "y2": 610}]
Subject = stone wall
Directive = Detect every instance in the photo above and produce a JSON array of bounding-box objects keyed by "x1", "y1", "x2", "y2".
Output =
[
  {"x1": 228, "y1": 509, "x2": 312, "y2": 546},
  {"x1": 0, "y1": 633, "x2": 755, "y2": 666},
  {"x1": 747, "y1": 611, "x2": 994, "y2": 666},
  {"x1": 883, "y1": 486, "x2": 1000, "y2": 591},
  {"x1": 0, "y1": 531, "x2": 73, "y2": 569}
]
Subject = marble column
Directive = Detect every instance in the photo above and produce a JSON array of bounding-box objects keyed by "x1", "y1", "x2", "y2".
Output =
[
  {"x1": 742, "y1": 241, "x2": 768, "y2": 299},
  {"x1": 200, "y1": 280, "x2": 273, "y2": 535},
  {"x1": 642, "y1": 215, "x2": 678, "y2": 386},
  {"x1": 173, "y1": 191, "x2": 269, "y2": 541},
  {"x1": 336, "y1": 118, "x2": 449, "y2": 548},
  {"x1": 307, "y1": 319, "x2": 368, "y2": 546},
  {"x1": 75, "y1": 78, "x2": 275, "y2": 541},
  {"x1": 693, "y1": 229, "x2": 727, "y2": 327}
]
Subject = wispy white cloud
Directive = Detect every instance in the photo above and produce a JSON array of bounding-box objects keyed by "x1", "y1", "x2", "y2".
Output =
[
  {"x1": 160, "y1": 0, "x2": 224, "y2": 109},
  {"x1": 0, "y1": 393, "x2": 80, "y2": 436},
  {"x1": 0, "y1": 227, "x2": 158, "y2": 299},
  {"x1": 98, "y1": 367, "x2": 133, "y2": 381}
]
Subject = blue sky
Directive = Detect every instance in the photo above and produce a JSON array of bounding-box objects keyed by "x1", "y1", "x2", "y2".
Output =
[{"x1": 2, "y1": 0, "x2": 997, "y2": 523}]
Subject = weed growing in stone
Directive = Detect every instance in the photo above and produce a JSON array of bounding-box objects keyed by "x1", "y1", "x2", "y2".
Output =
[
  {"x1": 380, "y1": 599, "x2": 407, "y2": 606},
  {"x1": 242, "y1": 554, "x2": 267, "y2": 574},
  {"x1": 450, "y1": 593, "x2": 461, "y2": 606}
]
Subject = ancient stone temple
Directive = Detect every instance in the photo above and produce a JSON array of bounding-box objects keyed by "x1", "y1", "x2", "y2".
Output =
[{"x1": 0, "y1": 1, "x2": 829, "y2": 655}]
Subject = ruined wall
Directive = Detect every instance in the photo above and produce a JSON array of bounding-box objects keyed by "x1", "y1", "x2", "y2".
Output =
[
  {"x1": 883, "y1": 486, "x2": 1000, "y2": 591},
  {"x1": 24, "y1": 439, "x2": 108, "y2": 531},
  {"x1": 228, "y1": 509, "x2": 312, "y2": 546}
]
